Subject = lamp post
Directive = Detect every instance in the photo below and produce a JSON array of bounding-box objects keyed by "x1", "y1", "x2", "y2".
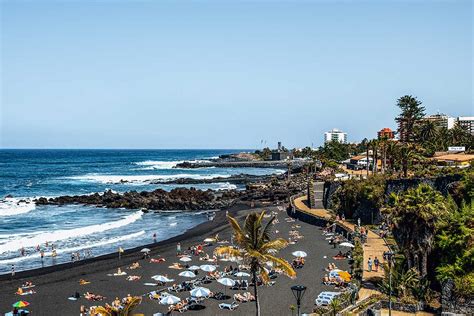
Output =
[
  {"x1": 384, "y1": 251, "x2": 395, "y2": 316},
  {"x1": 291, "y1": 285, "x2": 307, "y2": 316}
]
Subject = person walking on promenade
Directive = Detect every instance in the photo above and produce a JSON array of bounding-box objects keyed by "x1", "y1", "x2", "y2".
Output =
[
  {"x1": 374, "y1": 257, "x2": 380, "y2": 272},
  {"x1": 367, "y1": 257, "x2": 373, "y2": 272}
]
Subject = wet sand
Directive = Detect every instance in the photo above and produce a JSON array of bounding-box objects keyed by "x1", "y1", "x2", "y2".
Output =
[{"x1": 0, "y1": 202, "x2": 349, "y2": 315}]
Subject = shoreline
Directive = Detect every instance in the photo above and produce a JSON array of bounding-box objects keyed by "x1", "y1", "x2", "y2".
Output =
[
  {"x1": 0, "y1": 202, "x2": 254, "y2": 282},
  {"x1": 0, "y1": 200, "x2": 350, "y2": 315}
]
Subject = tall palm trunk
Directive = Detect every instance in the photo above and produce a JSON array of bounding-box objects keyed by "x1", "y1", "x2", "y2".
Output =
[
  {"x1": 252, "y1": 270, "x2": 260, "y2": 316},
  {"x1": 366, "y1": 146, "x2": 370, "y2": 177}
]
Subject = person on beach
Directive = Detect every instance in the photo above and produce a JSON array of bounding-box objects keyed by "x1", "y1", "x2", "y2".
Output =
[
  {"x1": 40, "y1": 250, "x2": 44, "y2": 260},
  {"x1": 11, "y1": 264, "x2": 15, "y2": 277},
  {"x1": 374, "y1": 257, "x2": 380, "y2": 272},
  {"x1": 153, "y1": 233, "x2": 157, "y2": 243},
  {"x1": 176, "y1": 242, "x2": 181, "y2": 255},
  {"x1": 368, "y1": 257, "x2": 373, "y2": 272},
  {"x1": 80, "y1": 305, "x2": 88, "y2": 316}
]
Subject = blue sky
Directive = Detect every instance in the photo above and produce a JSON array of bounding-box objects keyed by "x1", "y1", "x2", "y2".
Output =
[{"x1": 1, "y1": 0, "x2": 472, "y2": 149}]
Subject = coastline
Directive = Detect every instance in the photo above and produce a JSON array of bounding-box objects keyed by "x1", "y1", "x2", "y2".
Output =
[
  {"x1": 0, "y1": 202, "x2": 253, "y2": 282},
  {"x1": 0, "y1": 200, "x2": 349, "y2": 315}
]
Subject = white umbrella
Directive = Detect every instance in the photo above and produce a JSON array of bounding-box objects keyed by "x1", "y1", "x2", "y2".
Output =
[
  {"x1": 179, "y1": 270, "x2": 196, "y2": 278},
  {"x1": 200, "y1": 264, "x2": 216, "y2": 272},
  {"x1": 190, "y1": 287, "x2": 211, "y2": 298},
  {"x1": 292, "y1": 251, "x2": 308, "y2": 257},
  {"x1": 235, "y1": 272, "x2": 250, "y2": 278},
  {"x1": 218, "y1": 277, "x2": 235, "y2": 297},
  {"x1": 188, "y1": 265, "x2": 200, "y2": 271},
  {"x1": 141, "y1": 248, "x2": 151, "y2": 253},
  {"x1": 179, "y1": 256, "x2": 192, "y2": 262},
  {"x1": 151, "y1": 275, "x2": 173, "y2": 282},
  {"x1": 160, "y1": 294, "x2": 180, "y2": 305},
  {"x1": 339, "y1": 242, "x2": 354, "y2": 248},
  {"x1": 217, "y1": 277, "x2": 235, "y2": 287}
]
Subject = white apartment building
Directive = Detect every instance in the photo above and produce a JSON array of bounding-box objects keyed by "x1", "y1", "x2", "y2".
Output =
[
  {"x1": 423, "y1": 113, "x2": 456, "y2": 129},
  {"x1": 324, "y1": 128, "x2": 347, "y2": 143},
  {"x1": 457, "y1": 116, "x2": 474, "y2": 135}
]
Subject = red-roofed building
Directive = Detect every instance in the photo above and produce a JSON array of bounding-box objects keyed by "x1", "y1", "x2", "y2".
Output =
[{"x1": 377, "y1": 128, "x2": 395, "y2": 140}]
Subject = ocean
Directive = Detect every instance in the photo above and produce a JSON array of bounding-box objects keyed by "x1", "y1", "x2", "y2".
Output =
[{"x1": 0, "y1": 149, "x2": 284, "y2": 274}]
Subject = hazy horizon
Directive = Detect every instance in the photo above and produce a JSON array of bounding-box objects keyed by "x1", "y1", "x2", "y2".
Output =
[{"x1": 1, "y1": 0, "x2": 472, "y2": 149}]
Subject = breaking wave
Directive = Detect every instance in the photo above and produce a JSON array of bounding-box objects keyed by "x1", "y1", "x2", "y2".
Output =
[
  {"x1": 0, "y1": 198, "x2": 36, "y2": 217},
  {"x1": 0, "y1": 211, "x2": 143, "y2": 254},
  {"x1": 66, "y1": 173, "x2": 231, "y2": 184},
  {"x1": 0, "y1": 231, "x2": 145, "y2": 264}
]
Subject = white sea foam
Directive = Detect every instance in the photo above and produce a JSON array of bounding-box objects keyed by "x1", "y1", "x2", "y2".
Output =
[
  {"x1": 67, "y1": 173, "x2": 231, "y2": 184},
  {"x1": 0, "y1": 211, "x2": 143, "y2": 254},
  {"x1": 134, "y1": 159, "x2": 210, "y2": 170},
  {"x1": 0, "y1": 230, "x2": 145, "y2": 264},
  {"x1": 216, "y1": 182, "x2": 238, "y2": 190},
  {"x1": 0, "y1": 198, "x2": 36, "y2": 217}
]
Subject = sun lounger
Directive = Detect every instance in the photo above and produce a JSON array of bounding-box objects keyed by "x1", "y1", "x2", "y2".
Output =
[{"x1": 219, "y1": 301, "x2": 239, "y2": 310}]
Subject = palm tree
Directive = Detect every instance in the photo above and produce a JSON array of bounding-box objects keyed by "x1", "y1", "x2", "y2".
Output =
[
  {"x1": 385, "y1": 184, "x2": 449, "y2": 276},
  {"x1": 417, "y1": 120, "x2": 439, "y2": 143},
  {"x1": 215, "y1": 211, "x2": 296, "y2": 316},
  {"x1": 448, "y1": 125, "x2": 470, "y2": 145},
  {"x1": 94, "y1": 296, "x2": 142, "y2": 316},
  {"x1": 380, "y1": 260, "x2": 420, "y2": 299},
  {"x1": 397, "y1": 143, "x2": 423, "y2": 178},
  {"x1": 329, "y1": 297, "x2": 341, "y2": 316}
]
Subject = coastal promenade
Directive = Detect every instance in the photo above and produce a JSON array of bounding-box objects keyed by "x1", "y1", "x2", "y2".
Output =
[{"x1": 292, "y1": 195, "x2": 389, "y2": 302}]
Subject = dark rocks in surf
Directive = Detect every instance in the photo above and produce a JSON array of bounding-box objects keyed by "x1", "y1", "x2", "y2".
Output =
[
  {"x1": 35, "y1": 172, "x2": 308, "y2": 211},
  {"x1": 35, "y1": 188, "x2": 241, "y2": 211}
]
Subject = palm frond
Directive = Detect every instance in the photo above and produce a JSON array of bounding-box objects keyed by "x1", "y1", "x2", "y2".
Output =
[{"x1": 264, "y1": 254, "x2": 296, "y2": 278}]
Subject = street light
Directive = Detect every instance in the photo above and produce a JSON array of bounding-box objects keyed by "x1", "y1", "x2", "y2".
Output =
[
  {"x1": 384, "y1": 251, "x2": 395, "y2": 316},
  {"x1": 291, "y1": 285, "x2": 307, "y2": 316}
]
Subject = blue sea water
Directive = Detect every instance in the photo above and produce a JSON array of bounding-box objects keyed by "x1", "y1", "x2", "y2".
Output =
[{"x1": 0, "y1": 149, "x2": 284, "y2": 274}]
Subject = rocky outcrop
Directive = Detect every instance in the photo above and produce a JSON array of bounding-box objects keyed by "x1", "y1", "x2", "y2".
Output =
[
  {"x1": 35, "y1": 173, "x2": 308, "y2": 211},
  {"x1": 175, "y1": 160, "x2": 305, "y2": 171},
  {"x1": 442, "y1": 279, "x2": 474, "y2": 315},
  {"x1": 322, "y1": 175, "x2": 463, "y2": 225},
  {"x1": 151, "y1": 174, "x2": 274, "y2": 185},
  {"x1": 35, "y1": 188, "x2": 240, "y2": 211}
]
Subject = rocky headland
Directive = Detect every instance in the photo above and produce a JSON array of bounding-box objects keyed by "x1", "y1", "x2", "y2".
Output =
[{"x1": 34, "y1": 172, "x2": 308, "y2": 211}]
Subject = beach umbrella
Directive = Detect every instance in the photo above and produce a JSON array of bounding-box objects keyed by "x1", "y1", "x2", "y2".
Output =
[
  {"x1": 292, "y1": 251, "x2": 308, "y2": 258},
  {"x1": 200, "y1": 264, "x2": 216, "y2": 272},
  {"x1": 190, "y1": 287, "x2": 211, "y2": 298},
  {"x1": 140, "y1": 248, "x2": 151, "y2": 253},
  {"x1": 217, "y1": 277, "x2": 235, "y2": 287},
  {"x1": 188, "y1": 265, "x2": 200, "y2": 271},
  {"x1": 179, "y1": 270, "x2": 196, "y2": 278},
  {"x1": 235, "y1": 272, "x2": 250, "y2": 278},
  {"x1": 218, "y1": 278, "x2": 235, "y2": 297},
  {"x1": 151, "y1": 275, "x2": 172, "y2": 282},
  {"x1": 12, "y1": 301, "x2": 29, "y2": 308},
  {"x1": 339, "y1": 242, "x2": 354, "y2": 248},
  {"x1": 179, "y1": 256, "x2": 192, "y2": 262},
  {"x1": 160, "y1": 295, "x2": 180, "y2": 305},
  {"x1": 338, "y1": 271, "x2": 351, "y2": 282}
]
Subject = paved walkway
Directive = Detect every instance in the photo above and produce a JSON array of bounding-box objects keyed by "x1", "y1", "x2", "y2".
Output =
[{"x1": 293, "y1": 196, "x2": 388, "y2": 281}]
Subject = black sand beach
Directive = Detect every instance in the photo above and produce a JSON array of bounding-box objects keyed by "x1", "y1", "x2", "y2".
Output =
[{"x1": 0, "y1": 202, "x2": 348, "y2": 315}]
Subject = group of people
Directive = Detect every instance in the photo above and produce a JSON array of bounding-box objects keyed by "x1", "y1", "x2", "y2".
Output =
[
  {"x1": 71, "y1": 250, "x2": 92, "y2": 262},
  {"x1": 292, "y1": 257, "x2": 305, "y2": 269},
  {"x1": 367, "y1": 256, "x2": 380, "y2": 272}
]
